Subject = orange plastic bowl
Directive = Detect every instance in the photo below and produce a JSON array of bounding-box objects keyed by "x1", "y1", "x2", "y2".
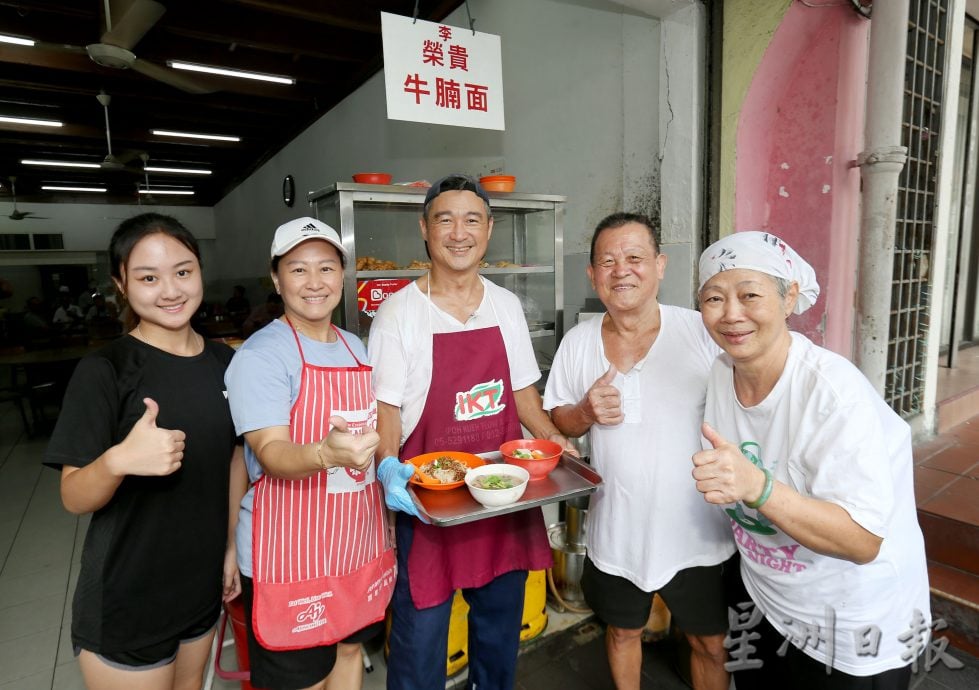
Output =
[
  {"x1": 479, "y1": 175, "x2": 516, "y2": 192},
  {"x1": 407, "y1": 451, "x2": 486, "y2": 490},
  {"x1": 352, "y1": 172, "x2": 393, "y2": 185},
  {"x1": 499, "y1": 438, "x2": 562, "y2": 480}
]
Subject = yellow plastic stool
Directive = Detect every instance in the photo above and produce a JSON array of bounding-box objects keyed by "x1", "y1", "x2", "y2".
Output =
[
  {"x1": 445, "y1": 590, "x2": 470, "y2": 676},
  {"x1": 384, "y1": 591, "x2": 470, "y2": 677},
  {"x1": 520, "y1": 570, "x2": 548, "y2": 641}
]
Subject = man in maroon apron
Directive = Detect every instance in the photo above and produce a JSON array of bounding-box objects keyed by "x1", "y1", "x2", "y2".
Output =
[{"x1": 370, "y1": 175, "x2": 571, "y2": 689}]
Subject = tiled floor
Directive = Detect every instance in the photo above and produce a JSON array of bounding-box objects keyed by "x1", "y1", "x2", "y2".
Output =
[
  {"x1": 935, "y1": 346, "x2": 979, "y2": 401},
  {"x1": 914, "y1": 416, "x2": 979, "y2": 527},
  {"x1": 935, "y1": 346, "x2": 979, "y2": 431},
  {"x1": 4, "y1": 397, "x2": 979, "y2": 690}
]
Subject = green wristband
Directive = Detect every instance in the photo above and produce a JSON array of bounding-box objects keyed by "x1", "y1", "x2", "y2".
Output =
[{"x1": 745, "y1": 468, "x2": 774, "y2": 510}]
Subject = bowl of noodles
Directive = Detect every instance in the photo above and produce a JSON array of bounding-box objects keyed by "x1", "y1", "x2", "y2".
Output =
[
  {"x1": 407, "y1": 451, "x2": 485, "y2": 490},
  {"x1": 465, "y1": 464, "x2": 530, "y2": 507}
]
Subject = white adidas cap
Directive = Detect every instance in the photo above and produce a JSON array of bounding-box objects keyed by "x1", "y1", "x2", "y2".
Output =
[{"x1": 270, "y1": 217, "x2": 348, "y2": 260}]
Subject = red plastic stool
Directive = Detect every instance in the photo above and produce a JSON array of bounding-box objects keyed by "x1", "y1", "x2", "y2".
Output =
[{"x1": 213, "y1": 598, "x2": 255, "y2": 690}]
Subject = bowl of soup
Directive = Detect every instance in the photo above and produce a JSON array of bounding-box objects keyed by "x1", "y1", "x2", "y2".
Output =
[
  {"x1": 465, "y1": 464, "x2": 530, "y2": 507},
  {"x1": 500, "y1": 438, "x2": 563, "y2": 480}
]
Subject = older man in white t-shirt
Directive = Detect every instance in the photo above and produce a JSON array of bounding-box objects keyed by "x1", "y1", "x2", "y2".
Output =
[{"x1": 545, "y1": 213, "x2": 734, "y2": 690}]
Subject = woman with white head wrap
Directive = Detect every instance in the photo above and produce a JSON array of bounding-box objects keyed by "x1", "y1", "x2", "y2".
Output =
[{"x1": 692, "y1": 232, "x2": 929, "y2": 687}]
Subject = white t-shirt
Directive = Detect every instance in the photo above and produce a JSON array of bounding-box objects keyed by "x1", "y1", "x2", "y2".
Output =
[
  {"x1": 705, "y1": 332, "x2": 930, "y2": 675},
  {"x1": 543, "y1": 305, "x2": 734, "y2": 591},
  {"x1": 53, "y1": 304, "x2": 83, "y2": 323},
  {"x1": 368, "y1": 277, "x2": 540, "y2": 446}
]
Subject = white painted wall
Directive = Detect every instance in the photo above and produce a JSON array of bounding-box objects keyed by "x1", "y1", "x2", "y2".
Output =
[
  {"x1": 0, "y1": 204, "x2": 216, "y2": 321},
  {"x1": 212, "y1": 0, "x2": 706, "y2": 314},
  {"x1": 0, "y1": 202, "x2": 216, "y2": 249}
]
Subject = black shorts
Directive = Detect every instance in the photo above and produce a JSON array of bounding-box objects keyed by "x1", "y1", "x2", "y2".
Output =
[
  {"x1": 240, "y1": 576, "x2": 382, "y2": 690},
  {"x1": 74, "y1": 605, "x2": 220, "y2": 669},
  {"x1": 581, "y1": 554, "x2": 735, "y2": 635}
]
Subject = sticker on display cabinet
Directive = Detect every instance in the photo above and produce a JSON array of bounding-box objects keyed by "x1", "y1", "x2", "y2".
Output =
[{"x1": 357, "y1": 279, "x2": 411, "y2": 317}]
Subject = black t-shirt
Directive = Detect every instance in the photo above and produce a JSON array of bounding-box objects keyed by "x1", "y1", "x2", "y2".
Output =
[{"x1": 44, "y1": 336, "x2": 237, "y2": 653}]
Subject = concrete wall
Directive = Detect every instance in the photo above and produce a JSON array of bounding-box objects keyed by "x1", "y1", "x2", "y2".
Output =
[
  {"x1": 719, "y1": 0, "x2": 791, "y2": 239},
  {"x1": 213, "y1": 0, "x2": 706, "y2": 317},
  {"x1": 721, "y1": 0, "x2": 868, "y2": 353}
]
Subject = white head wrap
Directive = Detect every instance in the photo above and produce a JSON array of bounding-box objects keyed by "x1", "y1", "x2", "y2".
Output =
[{"x1": 698, "y1": 231, "x2": 820, "y2": 314}]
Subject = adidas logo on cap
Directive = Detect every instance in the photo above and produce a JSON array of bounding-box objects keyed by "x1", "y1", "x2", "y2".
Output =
[{"x1": 271, "y1": 216, "x2": 348, "y2": 259}]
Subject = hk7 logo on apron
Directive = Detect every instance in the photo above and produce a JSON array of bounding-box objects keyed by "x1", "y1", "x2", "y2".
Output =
[{"x1": 454, "y1": 378, "x2": 506, "y2": 421}]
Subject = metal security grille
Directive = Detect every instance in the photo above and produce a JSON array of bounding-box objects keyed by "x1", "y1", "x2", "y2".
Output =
[{"x1": 890, "y1": 0, "x2": 949, "y2": 417}]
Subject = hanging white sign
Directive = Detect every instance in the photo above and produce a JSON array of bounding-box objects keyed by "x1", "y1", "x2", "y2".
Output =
[{"x1": 381, "y1": 11, "x2": 505, "y2": 131}]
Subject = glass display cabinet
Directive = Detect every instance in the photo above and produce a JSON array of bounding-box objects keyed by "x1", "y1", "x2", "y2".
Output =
[{"x1": 309, "y1": 182, "x2": 566, "y2": 380}]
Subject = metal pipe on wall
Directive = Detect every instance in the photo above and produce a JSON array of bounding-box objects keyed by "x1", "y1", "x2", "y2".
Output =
[{"x1": 855, "y1": 0, "x2": 910, "y2": 394}]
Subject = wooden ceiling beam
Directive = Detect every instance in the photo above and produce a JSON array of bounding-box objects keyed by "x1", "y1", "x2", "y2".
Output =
[{"x1": 216, "y1": 0, "x2": 382, "y2": 34}]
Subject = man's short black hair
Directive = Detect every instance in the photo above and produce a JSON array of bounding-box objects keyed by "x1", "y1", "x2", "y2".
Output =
[
  {"x1": 589, "y1": 212, "x2": 661, "y2": 264},
  {"x1": 422, "y1": 173, "x2": 492, "y2": 219}
]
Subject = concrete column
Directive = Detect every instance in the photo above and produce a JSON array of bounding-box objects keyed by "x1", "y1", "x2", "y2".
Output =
[
  {"x1": 658, "y1": 2, "x2": 706, "y2": 308},
  {"x1": 855, "y1": 0, "x2": 910, "y2": 394}
]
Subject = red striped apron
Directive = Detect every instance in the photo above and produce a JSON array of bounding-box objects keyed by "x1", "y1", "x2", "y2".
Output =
[{"x1": 251, "y1": 323, "x2": 395, "y2": 650}]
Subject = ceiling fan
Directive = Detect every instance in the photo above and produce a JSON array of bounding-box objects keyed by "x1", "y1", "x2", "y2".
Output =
[
  {"x1": 36, "y1": 0, "x2": 214, "y2": 94},
  {"x1": 6, "y1": 177, "x2": 50, "y2": 221},
  {"x1": 97, "y1": 91, "x2": 144, "y2": 172}
]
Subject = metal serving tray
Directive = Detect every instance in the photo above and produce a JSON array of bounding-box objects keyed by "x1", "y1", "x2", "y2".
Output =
[{"x1": 408, "y1": 452, "x2": 602, "y2": 527}]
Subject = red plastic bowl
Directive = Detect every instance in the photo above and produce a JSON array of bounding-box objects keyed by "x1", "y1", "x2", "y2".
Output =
[
  {"x1": 352, "y1": 172, "x2": 392, "y2": 184},
  {"x1": 499, "y1": 438, "x2": 563, "y2": 480},
  {"x1": 479, "y1": 175, "x2": 516, "y2": 192}
]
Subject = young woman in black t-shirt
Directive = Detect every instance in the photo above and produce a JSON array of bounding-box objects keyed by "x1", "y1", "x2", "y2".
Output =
[{"x1": 44, "y1": 214, "x2": 247, "y2": 690}]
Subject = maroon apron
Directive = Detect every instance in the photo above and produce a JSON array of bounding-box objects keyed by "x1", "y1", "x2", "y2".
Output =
[
  {"x1": 251, "y1": 322, "x2": 396, "y2": 649},
  {"x1": 401, "y1": 297, "x2": 552, "y2": 609}
]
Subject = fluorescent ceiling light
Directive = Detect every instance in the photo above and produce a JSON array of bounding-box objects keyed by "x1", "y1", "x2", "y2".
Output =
[
  {"x1": 144, "y1": 166, "x2": 212, "y2": 175},
  {"x1": 1, "y1": 115, "x2": 62, "y2": 127},
  {"x1": 167, "y1": 60, "x2": 295, "y2": 85},
  {"x1": 22, "y1": 159, "x2": 100, "y2": 168},
  {"x1": 0, "y1": 34, "x2": 34, "y2": 47},
  {"x1": 139, "y1": 188, "x2": 195, "y2": 195},
  {"x1": 42, "y1": 185, "x2": 107, "y2": 193},
  {"x1": 151, "y1": 129, "x2": 240, "y2": 142}
]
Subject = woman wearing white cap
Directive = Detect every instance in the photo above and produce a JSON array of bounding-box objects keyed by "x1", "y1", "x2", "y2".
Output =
[
  {"x1": 692, "y1": 232, "x2": 930, "y2": 688},
  {"x1": 225, "y1": 217, "x2": 398, "y2": 690}
]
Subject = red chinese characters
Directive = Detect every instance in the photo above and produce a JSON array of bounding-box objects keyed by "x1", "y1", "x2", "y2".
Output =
[{"x1": 403, "y1": 24, "x2": 485, "y2": 111}]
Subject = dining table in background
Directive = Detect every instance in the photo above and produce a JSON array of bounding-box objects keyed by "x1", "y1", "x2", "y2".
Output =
[{"x1": 0, "y1": 341, "x2": 106, "y2": 436}]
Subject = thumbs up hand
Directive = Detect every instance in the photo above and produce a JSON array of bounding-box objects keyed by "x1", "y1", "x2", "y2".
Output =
[
  {"x1": 692, "y1": 422, "x2": 767, "y2": 505},
  {"x1": 317, "y1": 415, "x2": 379, "y2": 472},
  {"x1": 113, "y1": 398, "x2": 186, "y2": 477},
  {"x1": 580, "y1": 364, "x2": 623, "y2": 426}
]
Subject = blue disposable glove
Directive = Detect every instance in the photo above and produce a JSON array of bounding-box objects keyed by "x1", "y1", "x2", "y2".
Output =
[{"x1": 377, "y1": 456, "x2": 425, "y2": 520}]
